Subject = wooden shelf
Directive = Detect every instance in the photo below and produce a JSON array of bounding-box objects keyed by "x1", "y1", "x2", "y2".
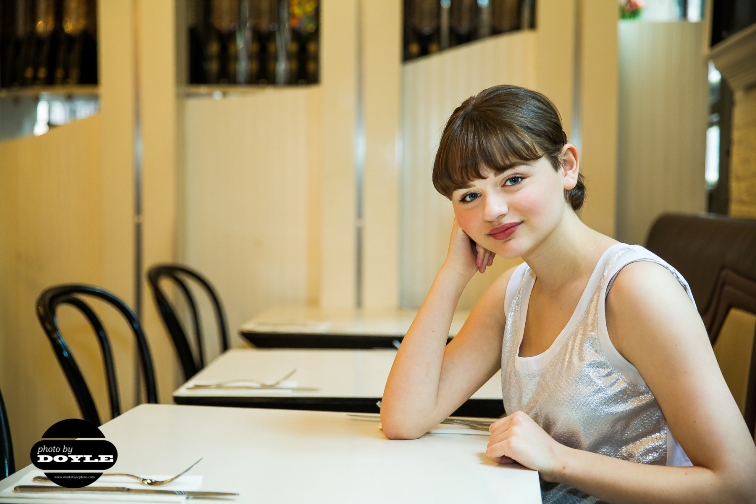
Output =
[
  {"x1": 0, "y1": 85, "x2": 99, "y2": 100},
  {"x1": 182, "y1": 83, "x2": 319, "y2": 98},
  {"x1": 709, "y1": 23, "x2": 756, "y2": 91}
]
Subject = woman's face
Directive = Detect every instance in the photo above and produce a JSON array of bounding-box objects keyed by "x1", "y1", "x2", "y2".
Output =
[{"x1": 450, "y1": 155, "x2": 573, "y2": 259}]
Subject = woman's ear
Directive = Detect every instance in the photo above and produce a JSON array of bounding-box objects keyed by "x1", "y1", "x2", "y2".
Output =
[{"x1": 560, "y1": 144, "x2": 580, "y2": 190}]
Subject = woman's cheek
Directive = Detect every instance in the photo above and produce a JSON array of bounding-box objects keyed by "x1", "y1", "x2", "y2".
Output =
[
  {"x1": 514, "y1": 190, "x2": 546, "y2": 219},
  {"x1": 454, "y1": 209, "x2": 485, "y2": 242}
]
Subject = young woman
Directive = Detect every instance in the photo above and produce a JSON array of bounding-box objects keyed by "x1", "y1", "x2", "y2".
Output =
[{"x1": 381, "y1": 85, "x2": 756, "y2": 503}]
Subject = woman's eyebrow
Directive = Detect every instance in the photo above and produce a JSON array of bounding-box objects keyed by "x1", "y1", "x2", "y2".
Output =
[{"x1": 498, "y1": 159, "x2": 532, "y2": 171}]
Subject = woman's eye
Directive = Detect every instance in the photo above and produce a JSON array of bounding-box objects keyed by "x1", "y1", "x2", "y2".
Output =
[
  {"x1": 459, "y1": 192, "x2": 480, "y2": 203},
  {"x1": 504, "y1": 176, "x2": 524, "y2": 186}
]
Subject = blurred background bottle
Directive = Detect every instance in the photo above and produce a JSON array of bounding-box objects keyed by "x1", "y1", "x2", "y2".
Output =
[
  {"x1": 251, "y1": 0, "x2": 279, "y2": 84},
  {"x1": 188, "y1": 0, "x2": 209, "y2": 84},
  {"x1": 55, "y1": 0, "x2": 97, "y2": 85},
  {"x1": 408, "y1": 0, "x2": 440, "y2": 60},
  {"x1": 450, "y1": 0, "x2": 478, "y2": 47},
  {"x1": 288, "y1": 0, "x2": 319, "y2": 84},
  {"x1": 491, "y1": 0, "x2": 520, "y2": 34},
  {"x1": 206, "y1": 0, "x2": 239, "y2": 84},
  {"x1": 30, "y1": 0, "x2": 61, "y2": 86}
]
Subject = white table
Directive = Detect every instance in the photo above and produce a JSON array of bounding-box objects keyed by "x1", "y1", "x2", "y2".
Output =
[
  {"x1": 0, "y1": 405, "x2": 542, "y2": 503},
  {"x1": 240, "y1": 305, "x2": 470, "y2": 349},
  {"x1": 174, "y1": 349, "x2": 505, "y2": 417}
]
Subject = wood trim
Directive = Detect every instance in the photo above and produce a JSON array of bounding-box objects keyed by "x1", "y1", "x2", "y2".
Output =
[{"x1": 709, "y1": 23, "x2": 756, "y2": 92}]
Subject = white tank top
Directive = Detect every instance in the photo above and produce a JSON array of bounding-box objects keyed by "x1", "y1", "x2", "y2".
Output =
[{"x1": 501, "y1": 244, "x2": 693, "y2": 504}]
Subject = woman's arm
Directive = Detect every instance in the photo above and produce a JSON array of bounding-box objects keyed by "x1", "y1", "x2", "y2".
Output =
[
  {"x1": 381, "y1": 219, "x2": 512, "y2": 439},
  {"x1": 486, "y1": 261, "x2": 756, "y2": 503}
]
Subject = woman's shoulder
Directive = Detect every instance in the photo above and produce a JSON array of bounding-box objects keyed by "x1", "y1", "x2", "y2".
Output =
[
  {"x1": 605, "y1": 252, "x2": 702, "y2": 359},
  {"x1": 604, "y1": 244, "x2": 694, "y2": 303}
]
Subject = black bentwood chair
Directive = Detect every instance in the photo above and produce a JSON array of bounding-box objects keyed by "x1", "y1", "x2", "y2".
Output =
[
  {"x1": 147, "y1": 264, "x2": 229, "y2": 381},
  {"x1": 36, "y1": 285, "x2": 158, "y2": 427},
  {"x1": 0, "y1": 388, "x2": 14, "y2": 480},
  {"x1": 646, "y1": 213, "x2": 756, "y2": 436}
]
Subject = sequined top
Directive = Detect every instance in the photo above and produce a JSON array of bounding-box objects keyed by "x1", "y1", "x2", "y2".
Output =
[{"x1": 501, "y1": 244, "x2": 693, "y2": 504}]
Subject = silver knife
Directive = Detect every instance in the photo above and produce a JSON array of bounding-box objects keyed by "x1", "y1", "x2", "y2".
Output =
[{"x1": 14, "y1": 484, "x2": 238, "y2": 499}]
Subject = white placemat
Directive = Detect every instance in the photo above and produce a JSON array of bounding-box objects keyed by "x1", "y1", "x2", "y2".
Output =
[{"x1": 1, "y1": 470, "x2": 202, "y2": 502}]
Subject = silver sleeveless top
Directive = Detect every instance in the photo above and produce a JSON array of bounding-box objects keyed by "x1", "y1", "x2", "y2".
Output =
[{"x1": 501, "y1": 244, "x2": 693, "y2": 504}]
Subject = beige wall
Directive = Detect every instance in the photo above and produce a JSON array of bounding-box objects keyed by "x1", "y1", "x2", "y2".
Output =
[
  {"x1": 617, "y1": 22, "x2": 708, "y2": 245},
  {"x1": 181, "y1": 88, "x2": 320, "y2": 346},
  {"x1": 578, "y1": 0, "x2": 619, "y2": 238}
]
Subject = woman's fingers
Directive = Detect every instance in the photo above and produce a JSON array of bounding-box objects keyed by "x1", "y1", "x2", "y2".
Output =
[
  {"x1": 485, "y1": 411, "x2": 564, "y2": 477},
  {"x1": 475, "y1": 246, "x2": 495, "y2": 274}
]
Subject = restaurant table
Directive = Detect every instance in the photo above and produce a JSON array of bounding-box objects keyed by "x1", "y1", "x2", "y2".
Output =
[
  {"x1": 239, "y1": 305, "x2": 470, "y2": 349},
  {"x1": 0, "y1": 404, "x2": 542, "y2": 503},
  {"x1": 174, "y1": 348, "x2": 505, "y2": 417}
]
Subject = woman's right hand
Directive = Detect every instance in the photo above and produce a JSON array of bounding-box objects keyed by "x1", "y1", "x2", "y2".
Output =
[{"x1": 444, "y1": 218, "x2": 494, "y2": 278}]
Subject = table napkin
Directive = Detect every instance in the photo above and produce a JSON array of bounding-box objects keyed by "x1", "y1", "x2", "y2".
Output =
[
  {"x1": 246, "y1": 320, "x2": 331, "y2": 333},
  {"x1": 427, "y1": 424, "x2": 490, "y2": 436},
  {"x1": 1, "y1": 470, "x2": 202, "y2": 502},
  {"x1": 183, "y1": 380, "x2": 302, "y2": 395},
  {"x1": 350, "y1": 413, "x2": 492, "y2": 436}
]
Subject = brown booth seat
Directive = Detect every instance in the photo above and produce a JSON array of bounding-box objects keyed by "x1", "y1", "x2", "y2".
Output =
[{"x1": 645, "y1": 213, "x2": 756, "y2": 436}]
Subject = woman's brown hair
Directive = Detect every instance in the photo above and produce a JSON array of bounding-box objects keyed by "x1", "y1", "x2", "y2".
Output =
[{"x1": 432, "y1": 85, "x2": 586, "y2": 211}]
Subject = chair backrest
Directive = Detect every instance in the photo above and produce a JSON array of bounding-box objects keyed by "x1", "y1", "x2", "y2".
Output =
[
  {"x1": 0, "y1": 388, "x2": 14, "y2": 480},
  {"x1": 146, "y1": 264, "x2": 229, "y2": 381},
  {"x1": 646, "y1": 213, "x2": 756, "y2": 435},
  {"x1": 36, "y1": 285, "x2": 158, "y2": 427}
]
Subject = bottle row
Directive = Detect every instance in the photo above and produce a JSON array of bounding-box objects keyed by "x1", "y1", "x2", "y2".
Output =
[
  {"x1": 404, "y1": 0, "x2": 536, "y2": 61},
  {"x1": 0, "y1": 0, "x2": 98, "y2": 89},
  {"x1": 189, "y1": 0, "x2": 320, "y2": 86}
]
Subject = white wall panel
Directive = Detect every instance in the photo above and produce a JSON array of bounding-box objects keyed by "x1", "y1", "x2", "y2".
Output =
[
  {"x1": 182, "y1": 89, "x2": 318, "y2": 345},
  {"x1": 617, "y1": 22, "x2": 708, "y2": 245}
]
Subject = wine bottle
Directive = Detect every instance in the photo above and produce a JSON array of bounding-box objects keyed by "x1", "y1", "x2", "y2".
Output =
[
  {"x1": 251, "y1": 0, "x2": 279, "y2": 85},
  {"x1": 189, "y1": 0, "x2": 209, "y2": 84},
  {"x1": 450, "y1": 0, "x2": 478, "y2": 47},
  {"x1": 237, "y1": 0, "x2": 253, "y2": 84},
  {"x1": 6, "y1": 0, "x2": 33, "y2": 87},
  {"x1": 410, "y1": 0, "x2": 440, "y2": 57},
  {"x1": 207, "y1": 0, "x2": 238, "y2": 84},
  {"x1": 31, "y1": 0, "x2": 61, "y2": 86},
  {"x1": 0, "y1": 0, "x2": 16, "y2": 87},
  {"x1": 491, "y1": 0, "x2": 520, "y2": 34},
  {"x1": 289, "y1": 0, "x2": 318, "y2": 84},
  {"x1": 520, "y1": 0, "x2": 535, "y2": 30},
  {"x1": 403, "y1": 0, "x2": 419, "y2": 61},
  {"x1": 56, "y1": 0, "x2": 76, "y2": 84}
]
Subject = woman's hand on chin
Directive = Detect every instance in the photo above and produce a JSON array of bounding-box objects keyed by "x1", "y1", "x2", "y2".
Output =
[
  {"x1": 486, "y1": 411, "x2": 567, "y2": 482},
  {"x1": 444, "y1": 218, "x2": 494, "y2": 278}
]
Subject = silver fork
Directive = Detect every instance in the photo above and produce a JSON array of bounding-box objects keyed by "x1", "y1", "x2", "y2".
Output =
[
  {"x1": 33, "y1": 458, "x2": 203, "y2": 486},
  {"x1": 439, "y1": 418, "x2": 494, "y2": 431}
]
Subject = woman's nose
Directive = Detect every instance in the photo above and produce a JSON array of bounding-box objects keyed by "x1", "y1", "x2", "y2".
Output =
[{"x1": 482, "y1": 193, "x2": 508, "y2": 222}]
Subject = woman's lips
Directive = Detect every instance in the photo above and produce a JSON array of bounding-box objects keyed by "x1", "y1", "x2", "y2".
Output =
[{"x1": 488, "y1": 222, "x2": 520, "y2": 240}]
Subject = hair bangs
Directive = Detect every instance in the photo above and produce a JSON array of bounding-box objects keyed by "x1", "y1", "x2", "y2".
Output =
[{"x1": 433, "y1": 109, "x2": 544, "y2": 199}]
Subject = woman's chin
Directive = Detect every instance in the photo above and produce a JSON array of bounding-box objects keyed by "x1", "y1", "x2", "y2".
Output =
[{"x1": 486, "y1": 239, "x2": 526, "y2": 260}]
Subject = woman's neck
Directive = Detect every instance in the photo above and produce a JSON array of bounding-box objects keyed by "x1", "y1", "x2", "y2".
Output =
[{"x1": 522, "y1": 210, "x2": 616, "y2": 293}]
